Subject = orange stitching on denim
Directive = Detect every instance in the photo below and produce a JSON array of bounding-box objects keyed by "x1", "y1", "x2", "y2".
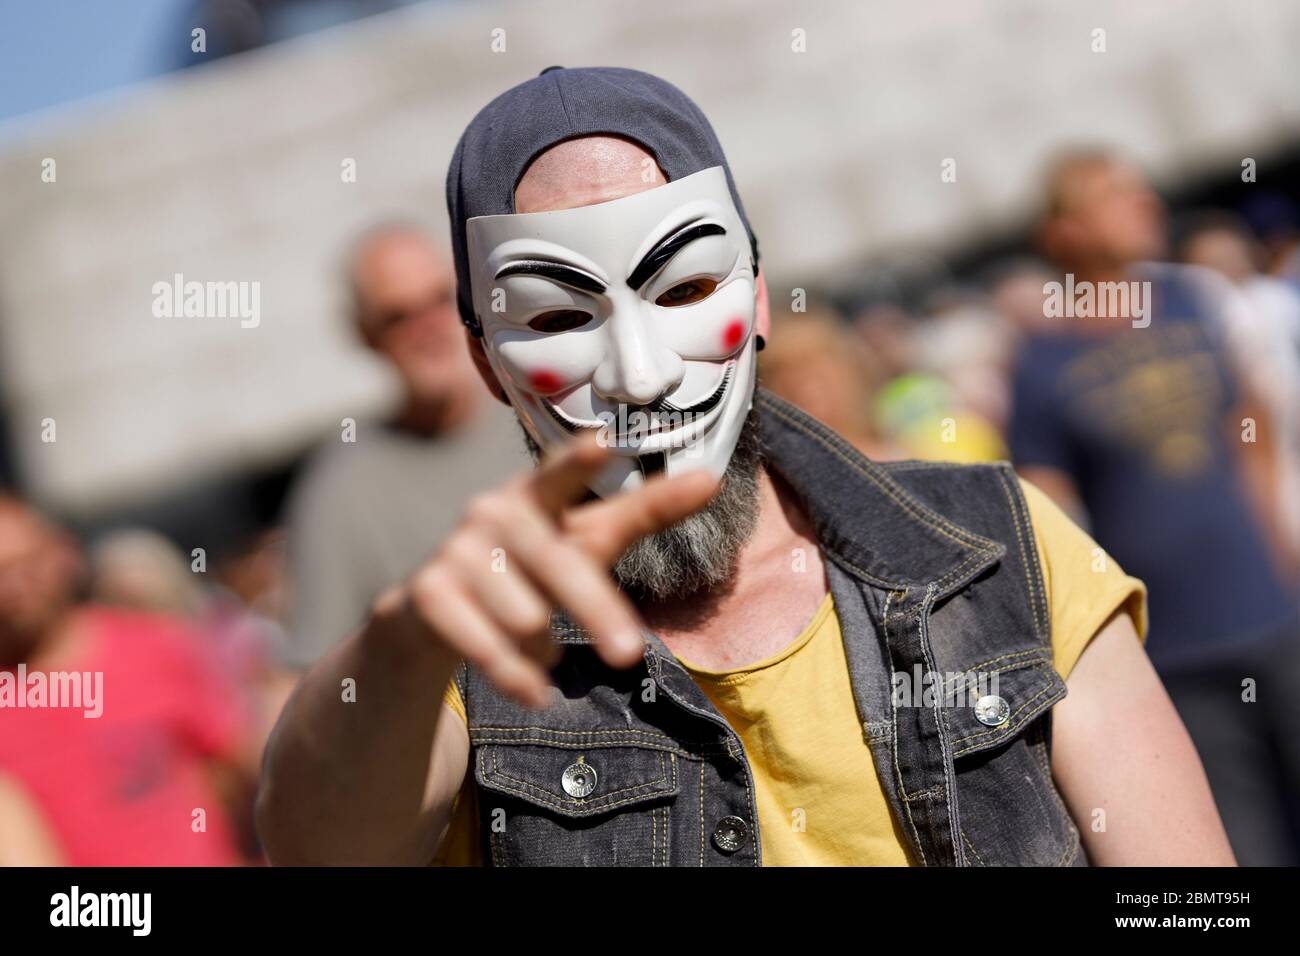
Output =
[
  {"x1": 950, "y1": 680, "x2": 1063, "y2": 754},
  {"x1": 472, "y1": 726, "x2": 678, "y2": 742},
  {"x1": 454, "y1": 662, "x2": 469, "y2": 709},
  {"x1": 761, "y1": 397, "x2": 1002, "y2": 566},
  {"x1": 1059, "y1": 837, "x2": 1079, "y2": 867},
  {"x1": 863, "y1": 720, "x2": 893, "y2": 743},
  {"x1": 995, "y1": 465, "x2": 1049, "y2": 644},
  {"x1": 743, "y1": 761, "x2": 759, "y2": 867},
  {"x1": 950, "y1": 679, "x2": 1057, "y2": 747},
  {"x1": 939, "y1": 652, "x2": 1051, "y2": 694},
  {"x1": 961, "y1": 828, "x2": 987, "y2": 866},
  {"x1": 699, "y1": 761, "x2": 705, "y2": 867},
  {"x1": 651, "y1": 804, "x2": 658, "y2": 866},
  {"x1": 480, "y1": 748, "x2": 677, "y2": 814},
  {"x1": 490, "y1": 746, "x2": 672, "y2": 803},
  {"x1": 472, "y1": 735, "x2": 687, "y2": 754},
  {"x1": 916, "y1": 582, "x2": 962, "y2": 864},
  {"x1": 660, "y1": 804, "x2": 671, "y2": 866},
  {"x1": 884, "y1": 590, "x2": 927, "y2": 866},
  {"x1": 469, "y1": 730, "x2": 732, "y2": 759},
  {"x1": 943, "y1": 648, "x2": 1047, "y2": 679},
  {"x1": 902, "y1": 783, "x2": 946, "y2": 802},
  {"x1": 883, "y1": 460, "x2": 1008, "y2": 472},
  {"x1": 761, "y1": 397, "x2": 979, "y2": 543}
]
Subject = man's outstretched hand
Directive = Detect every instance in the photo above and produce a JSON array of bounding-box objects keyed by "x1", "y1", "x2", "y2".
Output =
[{"x1": 375, "y1": 432, "x2": 719, "y2": 708}]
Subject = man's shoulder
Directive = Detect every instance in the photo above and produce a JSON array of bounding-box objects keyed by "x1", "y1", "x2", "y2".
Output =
[{"x1": 1136, "y1": 260, "x2": 1235, "y2": 320}]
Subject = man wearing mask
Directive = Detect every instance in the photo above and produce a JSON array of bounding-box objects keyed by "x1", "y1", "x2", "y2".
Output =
[{"x1": 260, "y1": 70, "x2": 1231, "y2": 867}]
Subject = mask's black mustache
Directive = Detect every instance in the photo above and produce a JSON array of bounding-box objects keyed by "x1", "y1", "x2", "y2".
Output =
[
  {"x1": 543, "y1": 365, "x2": 733, "y2": 433},
  {"x1": 638, "y1": 365, "x2": 732, "y2": 416}
]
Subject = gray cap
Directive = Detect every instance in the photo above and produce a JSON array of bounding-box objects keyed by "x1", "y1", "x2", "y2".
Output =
[{"x1": 445, "y1": 66, "x2": 759, "y2": 334}]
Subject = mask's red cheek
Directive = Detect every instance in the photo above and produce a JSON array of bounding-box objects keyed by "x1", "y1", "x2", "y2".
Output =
[
  {"x1": 722, "y1": 318, "x2": 748, "y2": 351},
  {"x1": 527, "y1": 369, "x2": 566, "y2": 394}
]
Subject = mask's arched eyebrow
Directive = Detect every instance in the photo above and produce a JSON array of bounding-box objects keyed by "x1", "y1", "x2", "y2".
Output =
[
  {"x1": 627, "y1": 220, "x2": 726, "y2": 291},
  {"x1": 494, "y1": 260, "x2": 606, "y2": 294}
]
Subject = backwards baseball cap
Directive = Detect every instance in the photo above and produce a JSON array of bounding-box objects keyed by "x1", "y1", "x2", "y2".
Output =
[{"x1": 445, "y1": 65, "x2": 759, "y2": 334}]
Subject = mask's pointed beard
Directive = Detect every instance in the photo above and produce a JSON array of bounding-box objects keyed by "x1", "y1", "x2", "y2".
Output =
[
  {"x1": 511, "y1": 403, "x2": 765, "y2": 602},
  {"x1": 612, "y1": 404, "x2": 764, "y2": 601},
  {"x1": 637, "y1": 453, "x2": 667, "y2": 479}
]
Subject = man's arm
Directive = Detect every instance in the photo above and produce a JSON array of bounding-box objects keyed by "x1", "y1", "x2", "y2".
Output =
[
  {"x1": 256, "y1": 600, "x2": 470, "y2": 866},
  {"x1": 1051, "y1": 609, "x2": 1235, "y2": 865},
  {"x1": 0, "y1": 773, "x2": 63, "y2": 866},
  {"x1": 256, "y1": 435, "x2": 718, "y2": 865}
]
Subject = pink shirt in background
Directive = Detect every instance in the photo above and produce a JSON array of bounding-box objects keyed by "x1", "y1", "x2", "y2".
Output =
[{"x1": 0, "y1": 607, "x2": 247, "y2": 866}]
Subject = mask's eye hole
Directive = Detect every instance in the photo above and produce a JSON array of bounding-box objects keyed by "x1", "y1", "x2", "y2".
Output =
[
  {"x1": 528, "y1": 310, "x2": 589, "y2": 333},
  {"x1": 655, "y1": 277, "x2": 719, "y2": 307}
]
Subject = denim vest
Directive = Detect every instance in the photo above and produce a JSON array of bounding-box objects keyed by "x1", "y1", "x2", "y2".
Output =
[{"x1": 456, "y1": 390, "x2": 1085, "y2": 866}]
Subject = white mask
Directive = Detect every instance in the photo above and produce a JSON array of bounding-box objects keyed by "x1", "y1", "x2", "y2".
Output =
[{"x1": 466, "y1": 166, "x2": 758, "y2": 498}]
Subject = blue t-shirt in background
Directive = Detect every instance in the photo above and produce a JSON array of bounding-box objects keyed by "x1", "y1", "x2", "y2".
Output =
[{"x1": 1009, "y1": 264, "x2": 1297, "y2": 670}]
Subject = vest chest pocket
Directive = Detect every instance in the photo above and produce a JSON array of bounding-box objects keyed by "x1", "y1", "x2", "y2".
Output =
[
  {"x1": 473, "y1": 742, "x2": 680, "y2": 867},
  {"x1": 945, "y1": 659, "x2": 1084, "y2": 866},
  {"x1": 947, "y1": 657, "x2": 1065, "y2": 757}
]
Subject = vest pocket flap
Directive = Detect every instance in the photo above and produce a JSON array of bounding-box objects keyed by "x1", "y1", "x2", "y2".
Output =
[
  {"x1": 948, "y1": 660, "x2": 1066, "y2": 758},
  {"x1": 475, "y1": 744, "x2": 679, "y2": 819}
]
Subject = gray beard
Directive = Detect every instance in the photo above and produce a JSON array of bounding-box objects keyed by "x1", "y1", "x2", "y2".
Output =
[{"x1": 516, "y1": 404, "x2": 764, "y2": 602}]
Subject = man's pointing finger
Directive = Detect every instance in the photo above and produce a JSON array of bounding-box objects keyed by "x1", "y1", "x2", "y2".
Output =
[{"x1": 567, "y1": 468, "x2": 720, "y2": 566}]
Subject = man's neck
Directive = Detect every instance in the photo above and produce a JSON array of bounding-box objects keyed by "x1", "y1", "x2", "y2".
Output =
[
  {"x1": 638, "y1": 464, "x2": 829, "y2": 670},
  {"x1": 1069, "y1": 262, "x2": 1133, "y2": 287},
  {"x1": 1058, "y1": 260, "x2": 1145, "y2": 333}
]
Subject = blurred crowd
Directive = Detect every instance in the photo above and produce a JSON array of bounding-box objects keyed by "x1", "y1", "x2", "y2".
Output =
[{"x1": 2, "y1": 147, "x2": 1299, "y2": 866}]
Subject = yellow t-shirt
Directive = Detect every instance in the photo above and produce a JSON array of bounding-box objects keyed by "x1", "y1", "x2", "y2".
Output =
[{"x1": 433, "y1": 478, "x2": 1147, "y2": 866}]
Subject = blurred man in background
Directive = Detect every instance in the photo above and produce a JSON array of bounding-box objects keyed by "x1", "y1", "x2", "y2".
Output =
[
  {"x1": 1009, "y1": 149, "x2": 1300, "y2": 864},
  {"x1": 0, "y1": 493, "x2": 253, "y2": 865},
  {"x1": 282, "y1": 224, "x2": 525, "y2": 668}
]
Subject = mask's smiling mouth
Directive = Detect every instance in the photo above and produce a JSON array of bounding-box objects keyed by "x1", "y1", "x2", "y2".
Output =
[{"x1": 541, "y1": 363, "x2": 734, "y2": 443}]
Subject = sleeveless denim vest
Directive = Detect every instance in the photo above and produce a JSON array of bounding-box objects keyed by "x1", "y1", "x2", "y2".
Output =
[{"x1": 456, "y1": 389, "x2": 1086, "y2": 866}]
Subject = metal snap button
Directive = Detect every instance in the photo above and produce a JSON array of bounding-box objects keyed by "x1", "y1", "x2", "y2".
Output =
[
  {"x1": 712, "y1": 815, "x2": 749, "y2": 853},
  {"x1": 974, "y1": 694, "x2": 1011, "y2": 727},
  {"x1": 561, "y1": 757, "x2": 597, "y2": 798}
]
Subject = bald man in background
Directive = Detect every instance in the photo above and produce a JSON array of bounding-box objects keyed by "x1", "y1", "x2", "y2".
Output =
[{"x1": 282, "y1": 225, "x2": 526, "y2": 669}]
